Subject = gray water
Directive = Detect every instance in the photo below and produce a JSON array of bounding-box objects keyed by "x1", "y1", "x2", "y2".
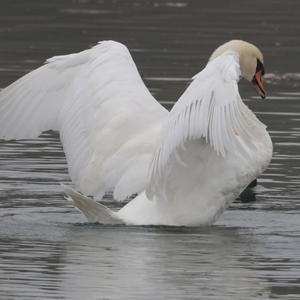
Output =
[{"x1": 0, "y1": 0, "x2": 300, "y2": 299}]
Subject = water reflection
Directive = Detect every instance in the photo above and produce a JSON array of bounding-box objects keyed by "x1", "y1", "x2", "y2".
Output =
[
  {"x1": 0, "y1": 225, "x2": 271, "y2": 299},
  {"x1": 1, "y1": 221, "x2": 298, "y2": 299}
]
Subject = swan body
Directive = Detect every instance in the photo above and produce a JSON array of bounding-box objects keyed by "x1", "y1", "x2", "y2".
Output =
[{"x1": 0, "y1": 40, "x2": 272, "y2": 226}]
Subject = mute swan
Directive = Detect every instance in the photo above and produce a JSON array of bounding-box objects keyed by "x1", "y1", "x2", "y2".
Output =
[{"x1": 0, "y1": 40, "x2": 272, "y2": 226}]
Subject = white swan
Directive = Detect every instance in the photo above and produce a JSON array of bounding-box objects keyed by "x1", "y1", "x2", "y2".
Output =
[{"x1": 0, "y1": 40, "x2": 272, "y2": 226}]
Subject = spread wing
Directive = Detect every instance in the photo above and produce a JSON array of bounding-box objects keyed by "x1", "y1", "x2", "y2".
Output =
[
  {"x1": 0, "y1": 41, "x2": 167, "y2": 199},
  {"x1": 146, "y1": 51, "x2": 266, "y2": 200}
]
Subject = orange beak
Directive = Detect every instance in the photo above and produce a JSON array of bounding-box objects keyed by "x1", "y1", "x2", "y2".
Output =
[{"x1": 252, "y1": 70, "x2": 266, "y2": 99}]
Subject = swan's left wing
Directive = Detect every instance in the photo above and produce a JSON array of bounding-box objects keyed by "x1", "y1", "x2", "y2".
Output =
[
  {"x1": 147, "y1": 51, "x2": 265, "y2": 199},
  {"x1": 0, "y1": 41, "x2": 167, "y2": 200}
]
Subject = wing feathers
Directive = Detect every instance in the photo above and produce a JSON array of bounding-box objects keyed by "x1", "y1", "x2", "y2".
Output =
[
  {"x1": 147, "y1": 52, "x2": 266, "y2": 199},
  {"x1": 0, "y1": 41, "x2": 166, "y2": 199}
]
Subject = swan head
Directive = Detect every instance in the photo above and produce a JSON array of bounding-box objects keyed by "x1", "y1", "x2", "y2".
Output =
[{"x1": 209, "y1": 40, "x2": 266, "y2": 99}]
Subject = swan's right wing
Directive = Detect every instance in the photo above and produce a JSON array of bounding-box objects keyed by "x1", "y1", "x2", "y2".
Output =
[
  {"x1": 0, "y1": 41, "x2": 167, "y2": 199},
  {"x1": 146, "y1": 51, "x2": 266, "y2": 200}
]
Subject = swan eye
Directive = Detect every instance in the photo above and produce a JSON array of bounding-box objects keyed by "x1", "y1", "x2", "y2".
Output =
[
  {"x1": 256, "y1": 59, "x2": 265, "y2": 76},
  {"x1": 252, "y1": 59, "x2": 266, "y2": 99}
]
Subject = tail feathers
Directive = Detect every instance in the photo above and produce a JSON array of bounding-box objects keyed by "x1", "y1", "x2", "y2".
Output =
[{"x1": 62, "y1": 184, "x2": 124, "y2": 224}]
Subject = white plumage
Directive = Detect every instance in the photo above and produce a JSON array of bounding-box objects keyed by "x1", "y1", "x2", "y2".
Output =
[
  {"x1": 0, "y1": 41, "x2": 167, "y2": 200},
  {"x1": 0, "y1": 40, "x2": 273, "y2": 226}
]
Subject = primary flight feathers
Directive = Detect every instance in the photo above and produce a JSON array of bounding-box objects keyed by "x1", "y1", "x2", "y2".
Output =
[{"x1": 0, "y1": 41, "x2": 167, "y2": 199}]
